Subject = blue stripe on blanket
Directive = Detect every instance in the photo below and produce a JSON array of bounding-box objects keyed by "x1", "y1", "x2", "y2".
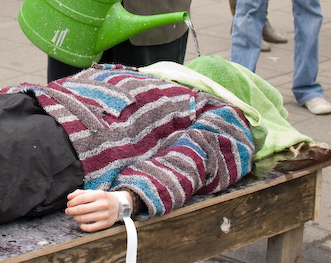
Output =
[
  {"x1": 189, "y1": 107, "x2": 253, "y2": 144},
  {"x1": 237, "y1": 141, "x2": 251, "y2": 177},
  {"x1": 189, "y1": 121, "x2": 251, "y2": 177},
  {"x1": 85, "y1": 168, "x2": 166, "y2": 216},
  {"x1": 189, "y1": 98, "x2": 196, "y2": 111},
  {"x1": 65, "y1": 85, "x2": 129, "y2": 115},
  {"x1": 170, "y1": 135, "x2": 207, "y2": 159},
  {"x1": 84, "y1": 168, "x2": 121, "y2": 190},
  {"x1": 189, "y1": 122, "x2": 219, "y2": 134},
  {"x1": 94, "y1": 71, "x2": 157, "y2": 82},
  {"x1": 210, "y1": 108, "x2": 253, "y2": 142},
  {"x1": 188, "y1": 107, "x2": 253, "y2": 178},
  {"x1": 210, "y1": 108, "x2": 253, "y2": 177}
]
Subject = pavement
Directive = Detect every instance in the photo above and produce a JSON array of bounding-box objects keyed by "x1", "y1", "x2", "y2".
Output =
[{"x1": 1, "y1": 0, "x2": 331, "y2": 262}]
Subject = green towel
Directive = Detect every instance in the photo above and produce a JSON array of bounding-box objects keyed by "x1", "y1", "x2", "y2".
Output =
[{"x1": 139, "y1": 55, "x2": 313, "y2": 160}]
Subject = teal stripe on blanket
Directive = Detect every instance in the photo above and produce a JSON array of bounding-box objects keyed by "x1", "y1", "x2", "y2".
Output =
[
  {"x1": 85, "y1": 169, "x2": 166, "y2": 215},
  {"x1": 84, "y1": 168, "x2": 121, "y2": 190},
  {"x1": 188, "y1": 107, "x2": 253, "y2": 178},
  {"x1": 189, "y1": 122, "x2": 219, "y2": 134},
  {"x1": 210, "y1": 108, "x2": 254, "y2": 143},
  {"x1": 65, "y1": 85, "x2": 129, "y2": 115},
  {"x1": 189, "y1": 120, "x2": 251, "y2": 178},
  {"x1": 237, "y1": 141, "x2": 252, "y2": 177},
  {"x1": 189, "y1": 108, "x2": 253, "y2": 144}
]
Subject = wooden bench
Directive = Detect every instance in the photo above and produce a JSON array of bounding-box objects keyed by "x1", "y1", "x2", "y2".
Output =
[{"x1": 1, "y1": 147, "x2": 331, "y2": 263}]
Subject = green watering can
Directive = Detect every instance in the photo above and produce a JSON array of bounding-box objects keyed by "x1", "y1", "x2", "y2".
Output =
[{"x1": 18, "y1": 0, "x2": 189, "y2": 68}]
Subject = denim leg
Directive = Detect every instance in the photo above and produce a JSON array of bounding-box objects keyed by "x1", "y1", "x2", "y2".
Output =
[
  {"x1": 230, "y1": 0, "x2": 268, "y2": 72},
  {"x1": 292, "y1": 0, "x2": 323, "y2": 105}
]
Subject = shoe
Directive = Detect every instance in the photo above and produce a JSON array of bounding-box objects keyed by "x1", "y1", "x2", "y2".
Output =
[
  {"x1": 229, "y1": 0, "x2": 236, "y2": 16},
  {"x1": 305, "y1": 98, "x2": 331, "y2": 115},
  {"x1": 263, "y1": 19, "x2": 288, "y2": 44},
  {"x1": 261, "y1": 39, "x2": 271, "y2": 52}
]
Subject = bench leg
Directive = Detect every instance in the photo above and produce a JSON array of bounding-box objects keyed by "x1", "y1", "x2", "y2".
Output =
[{"x1": 266, "y1": 225, "x2": 304, "y2": 263}]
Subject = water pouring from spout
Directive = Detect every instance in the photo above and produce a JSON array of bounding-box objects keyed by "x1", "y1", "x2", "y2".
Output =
[{"x1": 185, "y1": 19, "x2": 201, "y2": 57}]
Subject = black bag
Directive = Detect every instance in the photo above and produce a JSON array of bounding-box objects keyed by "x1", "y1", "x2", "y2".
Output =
[{"x1": 0, "y1": 93, "x2": 84, "y2": 224}]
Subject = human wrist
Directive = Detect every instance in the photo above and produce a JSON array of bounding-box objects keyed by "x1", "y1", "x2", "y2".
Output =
[
  {"x1": 121, "y1": 191, "x2": 133, "y2": 214},
  {"x1": 112, "y1": 191, "x2": 133, "y2": 221},
  {"x1": 116, "y1": 189, "x2": 145, "y2": 216}
]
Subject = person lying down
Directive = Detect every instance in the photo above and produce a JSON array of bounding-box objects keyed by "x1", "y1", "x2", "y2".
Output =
[{"x1": 0, "y1": 63, "x2": 254, "y2": 232}]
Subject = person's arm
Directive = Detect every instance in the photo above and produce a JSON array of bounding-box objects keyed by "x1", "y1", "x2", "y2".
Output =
[
  {"x1": 65, "y1": 189, "x2": 133, "y2": 232},
  {"x1": 112, "y1": 102, "x2": 255, "y2": 221},
  {"x1": 66, "y1": 102, "x2": 254, "y2": 231}
]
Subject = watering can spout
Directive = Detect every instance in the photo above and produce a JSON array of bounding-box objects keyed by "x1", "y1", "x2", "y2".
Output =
[
  {"x1": 18, "y1": 0, "x2": 189, "y2": 68},
  {"x1": 95, "y1": 2, "x2": 189, "y2": 53}
]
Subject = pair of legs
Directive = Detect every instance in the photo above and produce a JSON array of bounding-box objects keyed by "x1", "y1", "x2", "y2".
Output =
[
  {"x1": 47, "y1": 31, "x2": 188, "y2": 82},
  {"x1": 229, "y1": 0, "x2": 287, "y2": 52},
  {"x1": 231, "y1": 0, "x2": 331, "y2": 114}
]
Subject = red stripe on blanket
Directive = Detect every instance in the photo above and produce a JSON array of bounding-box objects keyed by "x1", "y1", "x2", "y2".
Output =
[
  {"x1": 61, "y1": 120, "x2": 88, "y2": 134},
  {"x1": 219, "y1": 136, "x2": 238, "y2": 185},
  {"x1": 154, "y1": 145, "x2": 207, "y2": 187},
  {"x1": 80, "y1": 116, "x2": 192, "y2": 173},
  {"x1": 195, "y1": 170, "x2": 221, "y2": 195},
  {"x1": 149, "y1": 158, "x2": 195, "y2": 203}
]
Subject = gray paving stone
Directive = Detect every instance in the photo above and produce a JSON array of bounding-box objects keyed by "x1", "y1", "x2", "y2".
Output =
[
  {"x1": 221, "y1": 239, "x2": 267, "y2": 263},
  {"x1": 303, "y1": 245, "x2": 331, "y2": 263},
  {"x1": 304, "y1": 224, "x2": 331, "y2": 248}
]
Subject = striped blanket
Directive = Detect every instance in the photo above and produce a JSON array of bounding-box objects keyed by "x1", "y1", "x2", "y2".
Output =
[{"x1": 1, "y1": 64, "x2": 254, "y2": 220}]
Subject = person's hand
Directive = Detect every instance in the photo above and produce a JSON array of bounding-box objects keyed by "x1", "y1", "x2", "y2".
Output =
[{"x1": 65, "y1": 189, "x2": 132, "y2": 232}]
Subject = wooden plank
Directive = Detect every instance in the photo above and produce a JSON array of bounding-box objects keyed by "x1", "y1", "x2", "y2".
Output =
[
  {"x1": 313, "y1": 169, "x2": 322, "y2": 221},
  {"x1": 4, "y1": 172, "x2": 317, "y2": 263},
  {"x1": 135, "y1": 174, "x2": 316, "y2": 263},
  {"x1": 1, "y1": 226, "x2": 129, "y2": 263},
  {"x1": 266, "y1": 225, "x2": 304, "y2": 263},
  {"x1": 2, "y1": 148, "x2": 330, "y2": 262}
]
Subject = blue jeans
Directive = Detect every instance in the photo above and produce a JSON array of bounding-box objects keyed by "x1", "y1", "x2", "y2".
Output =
[{"x1": 231, "y1": 0, "x2": 323, "y2": 105}]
